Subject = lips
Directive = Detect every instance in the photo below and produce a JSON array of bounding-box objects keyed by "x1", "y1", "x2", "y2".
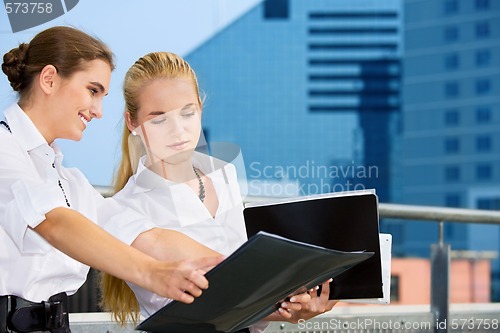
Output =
[
  {"x1": 167, "y1": 141, "x2": 189, "y2": 150},
  {"x1": 78, "y1": 113, "x2": 89, "y2": 127}
]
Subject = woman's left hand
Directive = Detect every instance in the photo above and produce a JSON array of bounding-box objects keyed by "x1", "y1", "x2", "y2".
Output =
[{"x1": 266, "y1": 278, "x2": 338, "y2": 323}]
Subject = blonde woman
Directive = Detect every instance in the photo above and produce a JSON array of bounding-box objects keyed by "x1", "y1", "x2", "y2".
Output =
[{"x1": 99, "y1": 52, "x2": 337, "y2": 331}]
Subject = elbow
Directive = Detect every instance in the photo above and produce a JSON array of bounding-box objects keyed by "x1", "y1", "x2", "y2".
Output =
[{"x1": 33, "y1": 207, "x2": 70, "y2": 244}]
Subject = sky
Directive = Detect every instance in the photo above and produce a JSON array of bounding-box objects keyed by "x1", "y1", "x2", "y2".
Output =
[{"x1": 0, "y1": 0, "x2": 261, "y2": 185}]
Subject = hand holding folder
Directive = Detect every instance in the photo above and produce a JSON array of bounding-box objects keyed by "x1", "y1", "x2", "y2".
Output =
[{"x1": 136, "y1": 232, "x2": 373, "y2": 333}]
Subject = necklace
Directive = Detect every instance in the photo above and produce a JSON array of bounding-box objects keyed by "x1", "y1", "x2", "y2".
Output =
[{"x1": 192, "y1": 166, "x2": 206, "y2": 203}]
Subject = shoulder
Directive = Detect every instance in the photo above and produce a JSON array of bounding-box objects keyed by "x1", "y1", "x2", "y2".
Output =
[{"x1": 0, "y1": 126, "x2": 29, "y2": 163}]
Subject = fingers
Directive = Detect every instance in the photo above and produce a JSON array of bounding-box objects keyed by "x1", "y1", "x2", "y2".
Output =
[
  {"x1": 192, "y1": 255, "x2": 225, "y2": 273},
  {"x1": 319, "y1": 279, "x2": 332, "y2": 303},
  {"x1": 289, "y1": 293, "x2": 311, "y2": 304},
  {"x1": 277, "y1": 307, "x2": 292, "y2": 319},
  {"x1": 169, "y1": 288, "x2": 195, "y2": 304},
  {"x1": 280, "y1": 301, "x2": 302, "y2": 312},
  {"x1": 308, "y1": 285, "x2": 320, "y2": 297},
  {"x1": 151, "y1": 256, "x2": 224, "y2": 304},
  {"x1": 185, "y1": 255, "x2": 225, "y2": 290}
]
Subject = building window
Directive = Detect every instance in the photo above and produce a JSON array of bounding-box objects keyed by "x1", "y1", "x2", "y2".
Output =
[
  {"x1": 445, "y1": 166, "x2": 461, "y2": 182},
  {"x1": 445, "y1": 137, "x2": 460, "y2": 153},
  {"x1": 476, "y1": 107, "x2": 491, "y2": 123},
  {"x1": 444, "y1": 82, "x2": 459, "y2": 98},
  {"x1": 476, "y1": 135, "x2": 492, "y2": 152},
  {"x1": 476, "y1": 163, "x2": 492, "y2": 180},
  {"x1": 444, "y1": 53, "x2": 459, "y2": 70},
  {"x1": 477, "y1": 197, "x2": 500, "y2": 210},
  {"x1": 444, "y1": 26, "x2": 459, "y2": 42},
  {"x1": 445, "y1": 224, "x2": 455, "y2": 238},
  {"x1": 476, "y1": 78, "x2": 491, "y2": 95},
  {"x1": 263, "y1": 0, "x2": 289, "y2": 19},
  {"x1": 443, "y1": 0, "x2": 459, "y2": 14},
  {"x1": 475, "y1": 21, "x2": 490, "y2": 39},
  {"x1": 475, "y1": 0, "x2": 490, "y2": 10},
  {"x1": 445, "y1": 193, "x2": 461, "y2": 207},
  {"x1": 444, "y1": 109, "x2": 459, "y2": 126},
  {"x1": 475, "y1": 49, "x2": 491, "y2": 67}
]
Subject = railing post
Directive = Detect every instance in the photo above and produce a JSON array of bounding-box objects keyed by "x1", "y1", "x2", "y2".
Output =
[{"x1": 431, "y1": 221, "x2": 450, "y2": 333}]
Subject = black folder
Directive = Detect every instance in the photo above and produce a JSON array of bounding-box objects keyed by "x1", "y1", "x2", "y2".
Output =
[
  {"x1": 136, "y1": 232, "x2": 373, "y2": 333},
  {"x1": 244, "y1": 190, "x2": 382, "y2": 300}
]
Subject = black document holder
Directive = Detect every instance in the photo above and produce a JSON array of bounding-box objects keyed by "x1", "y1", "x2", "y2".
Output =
[
  {"x1": 136, "y1": 232, "x2": 373, "y2": 333},
  {"x1": 244, "y1": 191, "x2": 382, "y2": 300}
]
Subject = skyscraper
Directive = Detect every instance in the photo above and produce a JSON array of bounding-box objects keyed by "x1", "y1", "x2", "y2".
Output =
[
  {"x1": 402, "y1": 0, "x2": 500, "y2": 299},
  {"x1": 186, "y1": 0, "x2": 402, "y2": 202}
]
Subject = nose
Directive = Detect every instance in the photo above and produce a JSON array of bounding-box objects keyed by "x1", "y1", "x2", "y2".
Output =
[
  {"x1": 90, "y1": 97, "x2": 103, "y2": 119},
  {"x1": 169, "y1": 116, "x2": 184, "y2": 136}
]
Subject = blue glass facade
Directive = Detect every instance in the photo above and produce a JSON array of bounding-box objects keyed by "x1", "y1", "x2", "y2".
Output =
[
  {"x1": 402, "y1": 0, "x2": 500, "y2": 299},
  {"x1": 186, "y1": 0, "x2": 402, "y2": 202},
  {"x1": 182, "y1": 0, "x2": 500, "y2": 300}
]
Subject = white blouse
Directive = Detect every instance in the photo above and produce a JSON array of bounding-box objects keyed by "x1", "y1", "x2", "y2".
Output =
[
  {"x1": 100, "y1": 153, "x2": 268, "y2": 333},
  {"x1": 103, "y1": 152, "x2": 247, "y2": 315},
  {"x1": 0, "y1": 104, "x2": 147, "y2": 302}
]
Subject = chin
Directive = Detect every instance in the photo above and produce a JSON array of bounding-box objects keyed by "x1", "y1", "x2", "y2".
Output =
[{"x1": 67, "y1": 132, "x2": 84, "y2": 141}]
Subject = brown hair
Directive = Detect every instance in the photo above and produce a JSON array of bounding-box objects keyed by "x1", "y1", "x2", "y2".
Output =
[
  {"x1": 100, "y1": 52, "x2": 202, "y2": 325},
  {"x1": 2, "y1": 26, "x2": 114, "y2": 101}
]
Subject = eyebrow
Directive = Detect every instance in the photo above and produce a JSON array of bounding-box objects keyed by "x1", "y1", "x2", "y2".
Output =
[
  {"x1": 148, "y1": 111, "x2": 166, "y2": 116},
  {"x1": 147, "y1": 103, "x2": 197, "y2": 116},
  {"x1": 181, "y1": 103, "x2": 196, "y2": 110},
  {"x1": 90, "y1": 81, "x2": 107, "y2": 96}
]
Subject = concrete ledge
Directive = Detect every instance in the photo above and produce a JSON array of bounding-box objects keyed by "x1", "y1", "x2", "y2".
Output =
[{"x1": 69, "y1": 304, "x2": 500, "y2": 332}]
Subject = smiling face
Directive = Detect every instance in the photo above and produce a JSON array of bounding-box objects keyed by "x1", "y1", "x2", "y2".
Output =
[
  {"x1": 47, "y1": 59, "x2": 111, "y2": 142},
  {"x1": 126, "y1": 77, "x2": 202, "y2": 167}
]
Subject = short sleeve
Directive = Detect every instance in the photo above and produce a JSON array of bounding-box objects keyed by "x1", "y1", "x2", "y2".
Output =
[
  {"x1": 3, "y1": 179, "x2": 67, "y2": 253},
  {"x1": 97, "y1": 197, "x2": 152, "y2": 245}
]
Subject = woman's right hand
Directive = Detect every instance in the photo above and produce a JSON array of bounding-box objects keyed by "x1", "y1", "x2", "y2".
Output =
[
  {"x1": 131, "y1": 228, "x2": 224, "y2": 302},
  {"x1": 146, "y1": 255, "x2": 224, "y2": 303}
]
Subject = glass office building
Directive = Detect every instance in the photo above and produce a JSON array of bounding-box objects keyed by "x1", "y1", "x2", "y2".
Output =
[
  {"x1": 402, "y1": 0, "x2": 500, "y2": 299},
  {"x1": 183, "y1": 0, "x2": 500, "y2": 301},
  {"x1": 186, "y1": 0, "x2": 402, "y2": 202}
]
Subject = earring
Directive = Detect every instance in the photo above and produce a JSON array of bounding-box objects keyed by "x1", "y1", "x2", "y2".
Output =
[{"x1": 131, "y1": 130, "x2": 137, "y2": 136}]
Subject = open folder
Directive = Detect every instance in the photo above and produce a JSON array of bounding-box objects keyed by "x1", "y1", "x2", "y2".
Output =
[
  {"x1": 136, "y1": 232, "x2": 373, "y2": 333},
  {"x1": 244, "y1": 189, "x2": 383, "y2": 300}
]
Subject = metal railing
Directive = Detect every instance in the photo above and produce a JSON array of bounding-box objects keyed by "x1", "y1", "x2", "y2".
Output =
[
  {"x1": 377, "y1": 203, "x2": 500, "y2": 333},
  {"x1": 79, "y1": 188, "x2": 500, "y2": 333}
]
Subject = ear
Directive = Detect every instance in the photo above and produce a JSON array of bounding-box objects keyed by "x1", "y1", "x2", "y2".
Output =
[
  {"x1": 39, "y1": 65, "x2": 58, "y2": 95},
  {"x1": 124, "y1": 111, "x2": 136, "y2": 132}
]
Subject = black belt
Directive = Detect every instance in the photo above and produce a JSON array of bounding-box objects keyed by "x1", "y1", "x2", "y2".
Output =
[{"x1": 0, "y1": 293, "x2": 70, "y2": 333}]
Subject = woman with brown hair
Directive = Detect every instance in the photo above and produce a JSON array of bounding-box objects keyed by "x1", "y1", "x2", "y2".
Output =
[{"x1": 0, "y1": 26, "x2": 221, "y2": 333}]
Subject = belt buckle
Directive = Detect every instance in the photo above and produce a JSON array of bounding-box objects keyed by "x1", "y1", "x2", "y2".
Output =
[
  {"x1": 8, "y1": 296, "x2": 68, "y2": 333},
  {"x1": 43, "y1": 300, "x2": 65, "y2": 329}
]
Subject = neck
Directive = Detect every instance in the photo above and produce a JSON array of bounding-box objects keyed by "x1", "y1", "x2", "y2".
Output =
[
  {"x1": 148, "y1": 158, "x2": 196, "y2": 183},
  {"x1": 21, "y1": 101, "x2": 55, "y2": 144}
]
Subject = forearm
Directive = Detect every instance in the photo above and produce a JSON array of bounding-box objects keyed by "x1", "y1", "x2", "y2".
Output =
[
  {"x1": 35, "y1": 207, "x2": 223, "y2": 302},
  {"x1": 132, "y1": 227, "x2": 221, "y2": 262},
  {"x1": 35, "y1": 207, "x2": 156, "y2": 289}
]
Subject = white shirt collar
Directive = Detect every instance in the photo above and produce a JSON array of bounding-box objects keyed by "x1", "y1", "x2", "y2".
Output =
[
  {"x1": 4, "y1": 103, "x2": 67, "y2": 179},
  {"x1": 132, "y1": 151, "x2": 228, "y2": 194},
  {"x1": 4, "y1": 103, "x2": 48, "y2": 152}
]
